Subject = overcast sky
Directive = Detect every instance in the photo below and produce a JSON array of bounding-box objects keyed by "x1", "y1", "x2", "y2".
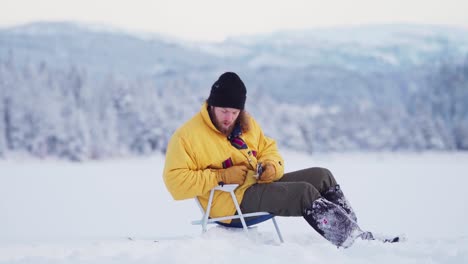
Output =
[{"x1": 1, "y1": 0, "x2": 468, "y2": 42}]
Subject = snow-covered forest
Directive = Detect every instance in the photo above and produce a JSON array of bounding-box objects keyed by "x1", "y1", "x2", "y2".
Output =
[{"x1": 1, "y1": 22, "x2": 468, "y2": 160}]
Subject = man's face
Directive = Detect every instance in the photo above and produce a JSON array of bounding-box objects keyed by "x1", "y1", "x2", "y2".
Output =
[{"x1": 212, "y1": 106, "x2": 241, "y2": 135}]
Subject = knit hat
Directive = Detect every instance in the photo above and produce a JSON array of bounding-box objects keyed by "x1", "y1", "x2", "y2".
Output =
[{"x1": 207, "y1": 72, "x2": 247, "y2": 110}]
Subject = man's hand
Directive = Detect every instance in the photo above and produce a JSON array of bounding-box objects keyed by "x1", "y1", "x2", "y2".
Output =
[
  {"x1": 217, "y1": 165, "x2": 248, "y2": 185},
  {"x1": 258, "y1": 161, "x2": 276, "y2": 183}
]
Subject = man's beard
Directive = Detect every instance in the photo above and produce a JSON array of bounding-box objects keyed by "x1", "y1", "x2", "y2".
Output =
[{"x1": 213, "y1": 118, "x2": 236, "y2": 136}]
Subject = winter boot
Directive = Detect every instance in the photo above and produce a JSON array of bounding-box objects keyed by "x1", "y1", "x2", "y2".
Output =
[
  {"x1": 303, "y1": 197, "x2": 362, "y2": 248},
  {"x1": 322, "y1": 185, "x2": 357, "y2": 223}
]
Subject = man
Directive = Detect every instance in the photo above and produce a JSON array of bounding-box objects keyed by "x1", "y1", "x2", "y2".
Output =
[{"x1": 163, "y1": 72, "x2": 370, "y2": 248}]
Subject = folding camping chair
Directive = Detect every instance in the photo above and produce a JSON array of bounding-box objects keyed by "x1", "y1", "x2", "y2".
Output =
[{"x1": 191, "y1": 184, "x2": 284, "y2": 243}]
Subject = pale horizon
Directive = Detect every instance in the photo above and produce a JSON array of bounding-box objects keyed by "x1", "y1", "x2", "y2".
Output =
[{"x1": 2, "y1": 0, "x2": 468, "y2": 42}]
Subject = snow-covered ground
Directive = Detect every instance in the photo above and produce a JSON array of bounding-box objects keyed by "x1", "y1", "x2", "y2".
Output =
[{"x1": 1, "y1": 150, "x2": 467, "y2": 263}]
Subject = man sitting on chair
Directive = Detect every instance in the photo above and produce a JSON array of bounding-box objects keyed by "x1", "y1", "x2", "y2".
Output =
[{"x1": 163, "y1": 72, "x2": 370, "y2": 248}]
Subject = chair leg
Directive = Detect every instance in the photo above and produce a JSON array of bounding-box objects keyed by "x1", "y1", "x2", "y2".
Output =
[
  {"x1": 229, "y1": 191, "x2": 249, "y2": 233},
  {"x1": 202, "y1": 189, "x2": 215, "y2": 233},
  {"x1": 272, "y1": 217, "x2": 284, "y2": 243}
]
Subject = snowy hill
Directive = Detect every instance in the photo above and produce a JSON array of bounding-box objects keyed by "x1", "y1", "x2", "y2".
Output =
[
  {"x1": 1, "y1": 151, "x2": 468, "y2": 263},
  {"x1": 2, "y1": 22, "x2": 468, "y2": 102},
  {"x1": 1, "y1": 22, "x2": 468, "y2": 159},
  {"x1": 0, "y1": 21, "x2": 217, "y2": 77}
]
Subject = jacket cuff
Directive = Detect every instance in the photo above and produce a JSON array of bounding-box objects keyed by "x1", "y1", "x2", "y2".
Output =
[{"x1": 263, "y1": 159, "x2": 282, "y2": 180}]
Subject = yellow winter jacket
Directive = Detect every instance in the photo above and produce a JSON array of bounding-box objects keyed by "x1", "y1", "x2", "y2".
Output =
[{"x1": 163, "y1": 102, "x2": 284, "y2": 222}]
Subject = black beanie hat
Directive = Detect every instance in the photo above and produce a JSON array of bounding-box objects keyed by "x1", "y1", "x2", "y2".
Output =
[{"x1": 207, "y1": 72, "x2": 247, "y2": 110}]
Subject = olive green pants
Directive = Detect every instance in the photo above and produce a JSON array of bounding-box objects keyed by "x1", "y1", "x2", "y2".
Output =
[{"x1": 240, "y1": 167, "x2": 337, "y2": 216}]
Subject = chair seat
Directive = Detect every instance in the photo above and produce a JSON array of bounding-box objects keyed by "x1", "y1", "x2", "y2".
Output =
[{"x1": 216, "y1": 214, "x2": 275, "y2": 228}]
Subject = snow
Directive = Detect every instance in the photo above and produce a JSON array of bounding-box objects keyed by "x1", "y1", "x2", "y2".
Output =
[{"x1": 1, "y1": 151, "x2": 468, "y2": 263}]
